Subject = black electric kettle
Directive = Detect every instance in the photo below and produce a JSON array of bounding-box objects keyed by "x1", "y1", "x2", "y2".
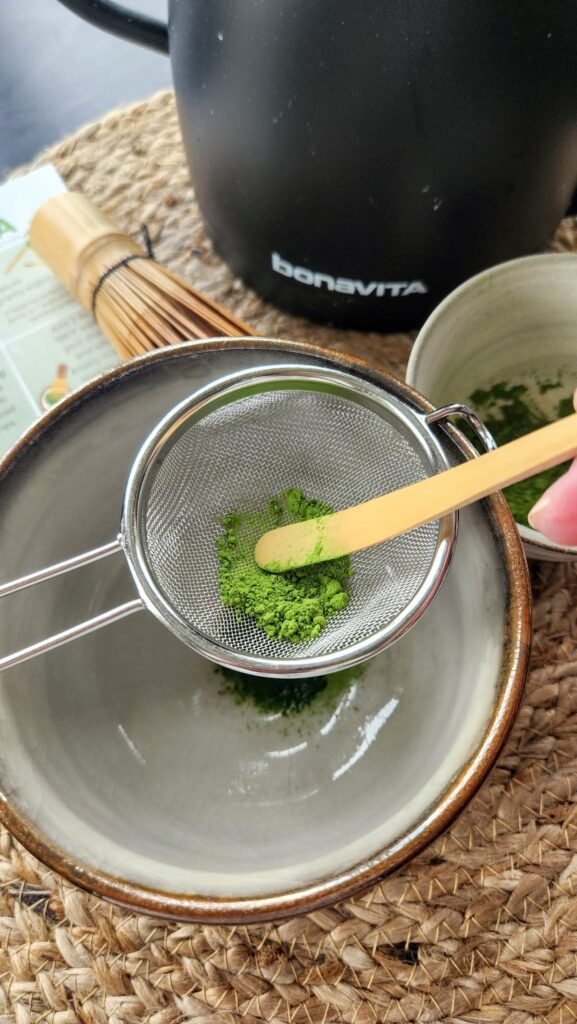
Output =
[{"x1": 58, "y1": 0, "x2": 577, "y2": 331}]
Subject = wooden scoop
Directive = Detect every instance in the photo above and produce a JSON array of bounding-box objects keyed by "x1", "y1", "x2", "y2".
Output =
[{"x1": 254, "y1": 412, "x2": 577, "y2": 571}]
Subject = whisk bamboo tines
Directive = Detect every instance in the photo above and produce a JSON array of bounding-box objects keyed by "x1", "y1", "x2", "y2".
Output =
[{"x1": 29, "y1": 193, "x2": 252, "y2": 360}]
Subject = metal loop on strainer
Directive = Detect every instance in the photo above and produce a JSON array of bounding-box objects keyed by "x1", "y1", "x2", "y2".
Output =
[{"x1": 122, "y1": 364, "x2": 457, "y2": 677}]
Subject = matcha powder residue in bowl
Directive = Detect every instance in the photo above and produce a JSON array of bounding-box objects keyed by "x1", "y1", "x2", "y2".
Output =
[
  {"x1": 217, "y1": 663, "x2": 365, "y2": 717},
  {"x1": 216, "y1": 487, "x2": 351, "y2": 643},
  {"x1": 468, "y1": 381, "x2": 573, "y2": 527}
]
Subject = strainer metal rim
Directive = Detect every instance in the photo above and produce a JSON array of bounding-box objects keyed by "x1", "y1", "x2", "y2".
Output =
[{"x1": 120, "y1": 364, "x2": 458, "y2": 677}]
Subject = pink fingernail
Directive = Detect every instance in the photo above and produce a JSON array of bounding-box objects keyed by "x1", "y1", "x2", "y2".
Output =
[
  {"x1": 527, "y1": 458, "x2": 577, "y2": 544},
  {"x1": 527, "y1": 494, "x2": 550, "y2": 530}
]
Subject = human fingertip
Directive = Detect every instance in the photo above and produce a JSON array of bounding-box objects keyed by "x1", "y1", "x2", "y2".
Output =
[{"x1": 527, "y1": 493, "x2": 550, "y2": 532}]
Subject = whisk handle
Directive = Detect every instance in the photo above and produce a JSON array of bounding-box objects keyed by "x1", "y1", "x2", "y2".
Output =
[{"x1": 0, "y1": 538, "x2": 143, "y2": 672}]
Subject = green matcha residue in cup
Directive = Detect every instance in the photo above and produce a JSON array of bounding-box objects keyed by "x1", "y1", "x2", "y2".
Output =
[
  {"x1": 216, "y1": 488, "x2": 351, "y2": 643},
  {"x1": 468, "y1": 381, "x2": 573, "y2": 526},
  {"x1": 217, "y1": 663, "x2": 365, "y2": 716}
]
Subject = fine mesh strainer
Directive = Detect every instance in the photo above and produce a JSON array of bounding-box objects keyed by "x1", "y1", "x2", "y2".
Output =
[{"x1": 0, "y1": 364, "x2": 494, "y2": 678}]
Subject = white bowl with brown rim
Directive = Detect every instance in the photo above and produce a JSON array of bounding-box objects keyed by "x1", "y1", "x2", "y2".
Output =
[{"x1": 0, "y1": 339, "x2": 530, "y2": 922}]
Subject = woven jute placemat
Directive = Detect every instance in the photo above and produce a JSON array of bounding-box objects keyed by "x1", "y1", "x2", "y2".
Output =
[{"x1": 5, "y1": 89, "x2": 577, "y2": 1024}]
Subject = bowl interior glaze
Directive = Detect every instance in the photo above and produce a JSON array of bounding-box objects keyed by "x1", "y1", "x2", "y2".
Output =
[{"x1": 0, "y1": 341, "x2": 529, "y2": 920}]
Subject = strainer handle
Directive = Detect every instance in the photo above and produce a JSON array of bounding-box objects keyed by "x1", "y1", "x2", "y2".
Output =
[
  {"x1": 425, "y1": 404, "x2": 497, "y2": 454},
  {"x1": 0, "y1": 538, "x2": 122, "y2": 598},
  {"x1": 0, "y1": 538, "x2": 143, "y2": 672},
  {"x1": 0, "y1": 600, "x2": 143, "y2": 673}
]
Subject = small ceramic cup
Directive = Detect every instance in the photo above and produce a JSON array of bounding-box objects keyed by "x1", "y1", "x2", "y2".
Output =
[{"x1": 406, "y1": 252, "x2": 577, "y2": 561}]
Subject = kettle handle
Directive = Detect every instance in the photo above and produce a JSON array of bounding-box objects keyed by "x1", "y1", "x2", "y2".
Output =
[{"x1": 56, "y1": 0, "x2": 169, "y2": 54}]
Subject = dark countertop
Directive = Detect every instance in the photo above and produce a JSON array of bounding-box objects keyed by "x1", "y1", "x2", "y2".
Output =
[{"x1": 0, "y1": 0, "x2": 171, "y2": 180}]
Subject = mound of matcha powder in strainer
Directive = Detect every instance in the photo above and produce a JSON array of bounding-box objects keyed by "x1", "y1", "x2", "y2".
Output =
[{"x1": 216, "y1": 488, "x2": 351, "y2": 643}]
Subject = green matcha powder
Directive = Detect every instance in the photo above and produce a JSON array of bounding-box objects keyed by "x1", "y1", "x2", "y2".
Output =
[
  {"x1": 216, "y1": 487, "x2": 351, "y2": 643},
  {"x1": 217, "y1": 664, "x2": 365, "y2": 716},
  {"x1": 215, "y1": 487, "x2": 355, "y2": 717},
  {"x1": 468, "y1": 381, "x2": 573, "y2": 526}
]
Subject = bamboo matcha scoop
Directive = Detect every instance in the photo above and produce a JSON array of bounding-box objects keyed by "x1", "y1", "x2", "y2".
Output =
[{"x1": 254, "y1": 412, "x2": 577, "y2": 571}]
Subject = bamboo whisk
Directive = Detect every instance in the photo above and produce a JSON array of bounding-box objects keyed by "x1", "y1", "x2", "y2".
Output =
[{"x1": 29, "y1": 192, "x2": 252, "y2": 361}]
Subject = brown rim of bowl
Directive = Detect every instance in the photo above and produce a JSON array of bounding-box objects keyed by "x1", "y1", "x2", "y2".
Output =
[{"x1": 0, "y1": 337, "x2": 532, "y2": 924}]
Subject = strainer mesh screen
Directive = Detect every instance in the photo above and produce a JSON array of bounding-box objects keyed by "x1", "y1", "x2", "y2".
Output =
[{"x1": 144, "y1": 389, "x2": 440, "y2": 661}]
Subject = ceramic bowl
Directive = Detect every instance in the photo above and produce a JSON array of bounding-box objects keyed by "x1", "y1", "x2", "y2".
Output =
[
  {"x1": 406, "y1": 253, "x2": 577, "y2": 560},
  {"x1": 0, "y1": 339, "x2": 530, "y2": 922}
]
